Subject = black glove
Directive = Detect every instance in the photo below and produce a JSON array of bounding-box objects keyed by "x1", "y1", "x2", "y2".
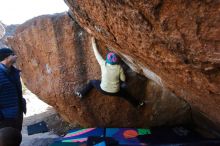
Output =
[{"x1": 120, "y1": 81, "x2": 127, "y2": 89}]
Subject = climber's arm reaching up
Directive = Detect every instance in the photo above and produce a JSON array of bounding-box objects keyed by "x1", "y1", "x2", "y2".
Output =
[{"x1": 91, "y1": 37, "x2": 105, "y2": 65}]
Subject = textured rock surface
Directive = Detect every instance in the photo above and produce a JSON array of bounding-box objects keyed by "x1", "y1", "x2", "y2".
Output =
[
  {"x1": 0, "y1": 23, "x2": 17, "y2": 48},
  {"x1": 7, "y1": 13, "x2": 190, "y2": 127},
  {"x1": 0, "y1": 22, "x2": 5, "y2": 39},
  {"x1": 0, "y1": 22, "x2": 6, "y2": 47},
  {"x1": 65, "y1": 0, "x2": 220, "y2": 126}
]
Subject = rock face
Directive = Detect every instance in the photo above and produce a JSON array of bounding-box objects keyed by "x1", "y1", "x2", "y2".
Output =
[
  {"x1": 7, "y1": 13, "x2": 190, "y2": 127},
  {"x1": 64, "y1": 0, "x2": 220, "y2": 127},
  {"x1": 0, "y1": 22, "x2": 17, "y2": 48},
  {"x1": 0, "y1": 22, "x2": 5, "y2": 39},
  {"x1": 0, "y1": 22, "x2": 6, "y2": 47}
]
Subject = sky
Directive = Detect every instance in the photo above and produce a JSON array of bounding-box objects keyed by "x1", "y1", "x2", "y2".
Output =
[{"x1": 0, "y1": 0, "x2": 69, "y2": 25}]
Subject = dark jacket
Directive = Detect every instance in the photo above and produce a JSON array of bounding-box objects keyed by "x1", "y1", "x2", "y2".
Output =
[{"x1": 0, "y1": 63, "x2": 26, "y2": 120}]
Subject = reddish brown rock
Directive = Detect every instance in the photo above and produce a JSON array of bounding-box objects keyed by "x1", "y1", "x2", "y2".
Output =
[
  {"x1": 65, "y1": 0, "x2": 220, "y2": 126},
  {"x1": 7, "y1": 13, "x2": 190, "y2": 127}
]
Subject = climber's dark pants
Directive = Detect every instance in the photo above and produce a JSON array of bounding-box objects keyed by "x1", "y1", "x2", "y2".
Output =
[
  {"x1": 80, "y1": 80, "x2": 140, "y2": 107},
  {"x1": 80, "y1": 80, "x2": 102, "y2": 96}
]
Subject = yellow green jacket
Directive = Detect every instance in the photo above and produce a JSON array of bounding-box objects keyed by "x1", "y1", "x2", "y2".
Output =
[{"x1": 92, "y1": 42, "x2": 125, "y2": 93}]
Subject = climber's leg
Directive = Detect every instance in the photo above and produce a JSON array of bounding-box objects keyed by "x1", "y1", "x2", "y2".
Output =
[
  {"x1": 76, "y1": 80, "x2": 101, "y2": 98},
  {"x1": 117, "y1": 88, "x2": 144, "y2": 108}
]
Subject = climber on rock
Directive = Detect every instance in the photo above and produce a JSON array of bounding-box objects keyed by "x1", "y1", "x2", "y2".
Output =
[{"x1": 75, "y1": 37, "x2": 144, "y2": 108}]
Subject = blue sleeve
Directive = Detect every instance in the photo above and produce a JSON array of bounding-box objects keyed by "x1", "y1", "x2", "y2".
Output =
[
  {"x1": 0, "y1": 77, "x2": 2, "y2": 91},
  {"x1": 0, "y1": 110, "x2": 4, "y2": 120},
  {"x1": 0, "y1": 73, "x2": 5, "y2": 119}
]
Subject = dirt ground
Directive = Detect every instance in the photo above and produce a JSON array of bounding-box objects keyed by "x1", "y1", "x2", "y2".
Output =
[{"x1": 21, "y1": 90, "x2": 75, "y2": 146}]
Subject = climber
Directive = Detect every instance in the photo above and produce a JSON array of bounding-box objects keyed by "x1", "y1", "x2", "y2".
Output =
[{"x1": 75, "y1": 37, "x2": 144, "y2": 108}]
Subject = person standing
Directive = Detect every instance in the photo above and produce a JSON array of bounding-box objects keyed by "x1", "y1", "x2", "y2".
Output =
[{"x1": 0, "y1": 48, "x2": 26, "y2": 131}]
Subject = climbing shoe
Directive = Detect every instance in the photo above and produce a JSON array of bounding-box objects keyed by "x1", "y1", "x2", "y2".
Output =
[
  {"x1": 75, "y1": 91, "x2": 83, "y2": 99},
  {"x1": 136, "y1": 101, "x2": 145, "y2": 109}
]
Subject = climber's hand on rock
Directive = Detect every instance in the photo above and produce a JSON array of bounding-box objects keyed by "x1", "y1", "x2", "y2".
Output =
[
  {"x1": 86, "y1": 28, "x2": 92, "y2": 34},
  {"x1": 91, "y1": 37, "x2": 95, "y2": 44}
]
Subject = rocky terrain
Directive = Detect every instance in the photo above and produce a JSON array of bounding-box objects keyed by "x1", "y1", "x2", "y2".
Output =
[
  {"x1": 7, "y1": 13, "x2": 192, "y2": 128},
  {"x1": 4, "y1": 0, "x2": 220, "y2": 136}
]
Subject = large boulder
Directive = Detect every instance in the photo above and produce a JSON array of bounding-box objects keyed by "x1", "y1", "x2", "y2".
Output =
[
  {"x1": 0, "y1": 22, "x2": 5, "y2": 39},
  {"x1": 64, "y1": 0, "x2": 220, "y2": 127},
  {"x1": 0, "y1": 22, "x2": 6, "y2": 47},
  {"x1": 7, "y1": 13, "x2": 190, "y2": 127},
  {"x1": 0, "y1": 22, "x2": 17, "y2": 48}
]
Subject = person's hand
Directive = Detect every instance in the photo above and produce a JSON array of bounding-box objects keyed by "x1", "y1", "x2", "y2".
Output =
[
  {"x1": 120, "y1": 81, "x2": 127, "y2": 89},
  {"x1": 91, "y1": 37, "x2": 97, "y2": 48},
  {"x1": 85, "y1": 28, "x2": 92, "y2": 34},
  {"x1": 91, "y1": 37, "x2": 95, "y2": 44}
]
